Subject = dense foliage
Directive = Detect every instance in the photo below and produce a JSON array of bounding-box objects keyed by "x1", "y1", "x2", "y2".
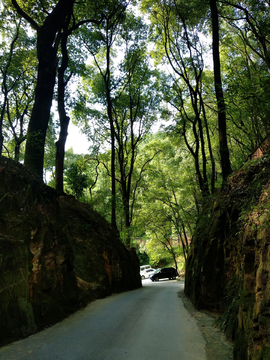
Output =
[{"x1": 1, "y1": 0, "x2": 269, "y2": 266}]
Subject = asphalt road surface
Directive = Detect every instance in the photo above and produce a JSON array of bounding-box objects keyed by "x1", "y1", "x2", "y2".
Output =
[{"x1": 0, "y1": 279, "x2": 207, "y2": 360}]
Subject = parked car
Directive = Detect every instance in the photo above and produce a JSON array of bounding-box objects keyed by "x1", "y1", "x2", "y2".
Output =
[
  {"x1": 140, "y1": 265, "x2": 151, "y2": 279},
  {"x1": 149, "y1": 267, "x2": 178, "y2": 281},
  {"x1": 141, "y1": 268, "x2": 156, "y2": 279}
]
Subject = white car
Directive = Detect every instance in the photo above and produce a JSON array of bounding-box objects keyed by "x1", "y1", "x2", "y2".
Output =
[
  {"x1": 141, "y1": 268, "x2": 156, "y2": 279},
  {"x1": 140, "y1": 265, "x2": 151, "y2": 278}
]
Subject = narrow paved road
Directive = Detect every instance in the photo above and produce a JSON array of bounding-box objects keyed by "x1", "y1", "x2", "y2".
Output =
[{"x1": 0, "y1": 280, "x2": 207, "y2": 360}]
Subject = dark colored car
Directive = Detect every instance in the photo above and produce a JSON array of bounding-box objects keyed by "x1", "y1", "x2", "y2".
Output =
[{"x1": 149, "y1": 267, "x2": 178, "y2": 281}]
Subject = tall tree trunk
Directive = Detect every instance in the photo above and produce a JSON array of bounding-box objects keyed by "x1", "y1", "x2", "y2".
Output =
[
  {"x1": 183, "y1": 119, "x2": 208, "y2": 196},
  {"x1": 105, "y1": 44, "x2": 117, "y2": 229},
  {"x1": 210, "y1": 0, "x2": 232, "y2": 182},
  {"x1": 123, "y1": 194, "x2": 131, "y2": 247},
  {"x1": 0, "y1": 96, "x2": 7, "y2": 155},
  {"x1": 24, "y1": 37, "x2": 57, "y2": 180},
  {"x1": 0, "y1": 20, "x2": 21, "y2": 155},
  {"x1": 55, "y1": 116, "x2": 70, "y2": 192},
  {"x1": 55, "y1": 33, "x2": 70, "y2": 192},
  {"x1": 121, "y1": 180, "x2": 131, "y2": 247},
  {"x1": 201, "y1": 97, "x2": 216, "y2": 193},
  {"x1": 11, "y1": 0, "x2": 75, "y2": 180},
  {"x1": 109, "y1": 116, "x2": 117, "y2": 229}
]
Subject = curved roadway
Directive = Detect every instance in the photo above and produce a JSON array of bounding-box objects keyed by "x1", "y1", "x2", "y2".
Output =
[{"x1": 0, "y1": 279, "x2": 207, "y2": 360}]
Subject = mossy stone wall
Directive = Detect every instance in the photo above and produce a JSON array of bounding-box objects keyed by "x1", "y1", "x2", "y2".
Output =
[
  {"x1": 185, "y1": 156, "x2": 270, "y2": 359},
  {"x1": 0, "y1": 156, "x2": 141, "y2": 347}
]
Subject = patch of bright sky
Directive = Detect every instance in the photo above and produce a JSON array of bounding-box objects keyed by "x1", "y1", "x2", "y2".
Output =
[{"x1": 65, "y1": 122, "x2": 90, "y2": 154}]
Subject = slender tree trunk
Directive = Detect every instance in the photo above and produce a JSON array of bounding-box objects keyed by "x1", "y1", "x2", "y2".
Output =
[
  {"x1": 0, "y1": 21, "x2": 21, "y2": 154},
  {"x1": 210, "y1": 0, "x2": 232, "y2": 182},
  {"x1": 55, "y1": 116, "x2": 70, "y2": 192},
  {"x1": 181, "y1": 220, "x2": 189, "y2": 260},
  {"x1": 105, "y1": 42, "x2": 117, "y2": 229},
  {"x1": 0, "y1": 96, "x2": 7, "y2": 155},
  {"x1": 196, "y1": 111, "x2": 209, "y2": 194},
  {"x1": 201, "y1": 97, "x2": 216, "y2": 193},
  {"x1": 108, "y1": 98, "x2": 117, "y2": 229},
  {"x1": 183, "y1": 120, "x2": 207, "y2": 195},
  {"x1": 122, "y1": 185, "x2": 131, "y2": 247},
  {"x1": 117, "y1": 142, "x2": 132, "y2": 247},
  {"x1": 123, "y1": 195, "x2": 131, "y2": 247},
  {"x1": 55, "y1": 33, "x2": 70, "y2": 192}
]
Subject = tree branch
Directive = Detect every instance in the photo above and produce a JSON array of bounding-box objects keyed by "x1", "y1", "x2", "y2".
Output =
[{"x1": 11, "y1": 0, "x2": 39, "y2": 30}]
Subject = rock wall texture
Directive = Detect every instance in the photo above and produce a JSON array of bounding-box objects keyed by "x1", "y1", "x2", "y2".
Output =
[
  {"x1": 185, "y1": 155, "x2": 270, "y2": 360},
  {"x1": 0, "y1": 156, "x2": 141, "y2": 347}
]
